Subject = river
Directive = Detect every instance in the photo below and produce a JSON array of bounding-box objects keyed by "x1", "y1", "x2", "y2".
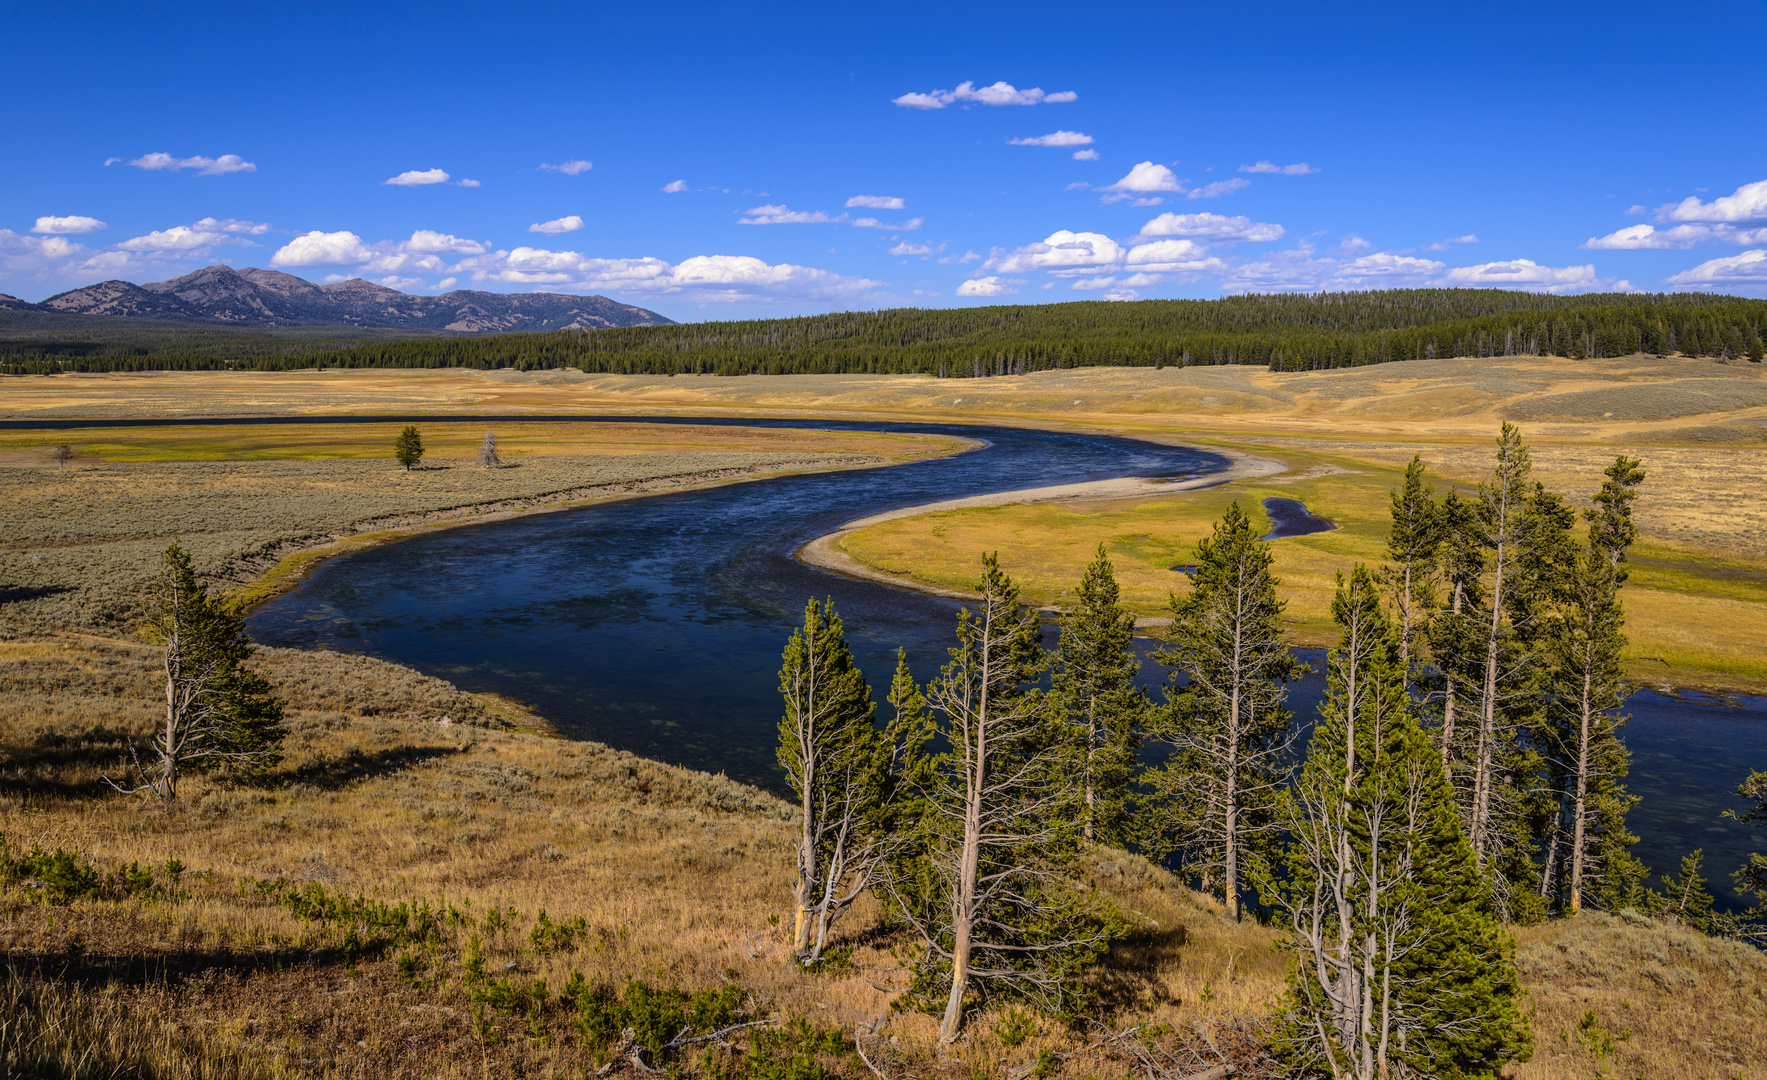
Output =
[{"x1": 235, "y1": 417, "x2": 1766, "y2": 909}]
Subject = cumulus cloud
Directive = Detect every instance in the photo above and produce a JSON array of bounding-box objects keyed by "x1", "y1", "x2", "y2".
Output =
[
  {"x1": 985, "y1": 230, "x2": 1123, "y2": 274},
  {"x1": 270, "y1": 231, "x2": 375, "y2": 267},
  {"x1": 1583, "y1": 223, "x2": 1767, "y2": 249},
  {"x1": 441, "y1": 247, "x2": 884, "y2": 303},
  {"x1": 892, "y1": 81, "x2": 1077, "y2": 109},
  {"x1": 1336, "y1": 252, "x2": 1445, "y2": 287},
  {"x1": 1424, "y1": 234, "x2": 1480, "y2": 251},
  {"x1": 1123, "y1": 239, "x2": 1225, "y2": 274},
  {"x1": 1072, "y1": 149, "x2": 1099, "y2": 161},
  {"x1": 889, "y1": 241, "x2": 942, "y2": 256},
  {"x1": 1664, "y1": 249, "x2": 1767, "y2": 288},
  {"x1": 1137, "y1": 212, "x2": 1282, "y2": 243},
  {"x1": 1657, "y1": 179, "x2": 1767, "y2": 224},
  {"x1": 852, "y1": 217, "x2": 922, "y2": 231},
  {"x1": 120, "y1": 152, "x2": 256, "y2": 176},
  {"x1": 847, "y1": 195, "x2": 906, "y2": 209},
  {"x1": 1442, "y1": 259, "x2": 1604, "y2": 293},
  {"x1": 539, "y1": 160, "x2": 593, "y2": 175},
  {"x1": 458, "y1": 179, "x2": 481, "y2": 188},
  {"x1": 662, "y1": 179, "x2": 689, "y2": 193},
  {"x1": 1218, "y1": 243, "x2": 1447, "y2": 293},
  {"x1": 1186, "y1": 179, "x2": 1249, "y2": 200},
  {"x1": 1008, "y1": 130, "x2": 1093, "y2": 148},
  {"x1": 1238, "y1": 160, "x2": 1318, "y2": 175},
  {"x1": 1104, "y1": 161, "x2": 1185, "y2": 195},
  {"x1": 0, "y1": 230, "x2": 89, "y2": 274},
  {"x1": 956, "y1": 276, "x2": 1018, "y2": 297},
  {"x1": 530, "y1": 215, "x2": 585, "y2": 235},
  {"x1": 384, "y1": 168, "x2": 451, "y2": 187},
  {"x1": 31, "y1": 215, "x2": 106, "y2": 235},
  {"x1": 402, "y1": 230, "x2": 489, "y2": 254},
  {"x1": 939, "y1": 250, "x2": 982, "y2": 264},
  {"x1": 116, "y1": 226, "x2": 231, "y2": 252}
]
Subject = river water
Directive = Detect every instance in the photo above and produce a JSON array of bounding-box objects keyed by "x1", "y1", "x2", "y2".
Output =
[{"x1": 239, "y1": 418, "x2": 1767, "y2": 909}]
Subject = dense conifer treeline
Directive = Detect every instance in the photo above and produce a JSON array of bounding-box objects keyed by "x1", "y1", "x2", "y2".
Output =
[{"x1": 5, "y1": 289, "x2": 1765, "y2": 377}]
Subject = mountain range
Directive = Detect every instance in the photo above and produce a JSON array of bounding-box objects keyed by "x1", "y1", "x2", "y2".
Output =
[{"x1": 5, "y1": 265, "x2": 673, "y2": 332}]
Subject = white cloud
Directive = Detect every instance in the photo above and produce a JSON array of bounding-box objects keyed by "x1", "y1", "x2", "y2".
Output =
[
  {"x1": 448, "y1": 247, "x2": 882, "y2": 303},
  {"x1": 1424, "y1": 234, "x2": 1480, "y2": 251},
  {"x1": 364, "y1": 253, "x2": 446, "y2": 274},
  {"x1": 1070, "y1": 276, "x2": 1120, "y2": 290},
  {"x1": 539, "y1": 160, "x2": 593, "y2": 175},
  {"x1": 1657, "y1": 179, "x2": 1767, "y2": 224},
  {"x1": 457, "y1": 178, "x2": 480, "y2": 188},
  {"x1": 662, "y1": 179, "x2": 689, "y2": 193},
  {"x1": 1664, "y1": 249, "x2": 1767, "y2": 288},
  {"x1": 194, "y1": 217, "x2": 271, "y2": 235},
  {"x1": 1138, "y1": 212, "x2": 1282, "y2": 243},
  {"x1": 891, "y1": 80, "x2": 1077, "y2": 109},
  {"x1": 374, "y1": 275, "x2": 425, "y2": 290},
  {"x1": 1336, "y1": 234, "x2": 1372, "y2": 253},
  {"x1": 939, "y1": 250, "x2": 982, "y2": 265},
  {"x1": 116, "y1": 225, "x2": 231, "y2": 252},
  {"x1": 1335, "y1": 252, "x2": 1445, "y2": 287},
  {"x1": 270, "y1": 231, "x2": 374, "y2": 267},
  {"x1": 956, "y1": 276, "x2": 1017, "y2": 297},
  {"x1": 1625, "y1": 205, "x2": 1648, "y2": 215},
  {"x1": 434, "y1": 277, "x2": 459, "y2": 291},
  {"x1": 1187, "y1": 179, "x2": 1249, "y2": 200},
  {"x1": 1238, "y1": 160, "x2": 1318, "y2": 175},
  {"x1": 986, "y1": 230, "x2": 1122, "y2": 273},
  {"x1": 1442, "y1": 259, "x2": 1604, "y2": 293},
  {"x1": 1124, "y1": 239, "x2": 1225, "y2": 274},
  {"x1": 1008, "y1": 130, "x2": 1093, "y2": 148},
  {"x1": 739, "y1": 204, "x2": 840, "y2": 225},
  {"x1": 1583, "y1": 223, "x2": 1767, "y2": 249},
  {"x1": 529, "y1": 215, "x2": 585, "y2": 236},
  {"x1": 889, "y1": 241, "x2": 941, "y2": 256},
  {"x1": 1104, "y1": 161, "x2": 1184, "y2": 195},
  {"x1": 0, "y1": 230, "x2": 89, "y2": 275},
  {"x1": 1072, "y1": 149, "x2": 1099, "y2": 161},
  {"x1": 402, "y1": 230, "x2": 489, "y2": 254},
  {"x1": 847, "y1": 195, "x2": 905, "y2": 209},
  {"x1": 121, "y1": 152, "x2": 256, "y2": 176},
  {"x1": 31, "y1": 215, "x2": 106, "y2": 235},
  {"x1": 383, "y1": 168, "x2": 451, "y2": 187},
  {"x1": 852, "y1": 217, "x2": 923, "y2": 231}
]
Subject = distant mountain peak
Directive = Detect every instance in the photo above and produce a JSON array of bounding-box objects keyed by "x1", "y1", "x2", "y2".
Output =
[{"x1": 34, "y1": 265, "x2": 674, "y2": 331}]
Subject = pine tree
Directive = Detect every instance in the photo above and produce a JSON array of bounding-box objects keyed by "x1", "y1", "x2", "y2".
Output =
[
  {"x1": 776, "y1": 598, "x2": 887, "y2": 965},
  {"x1": 1647, "y1": 851, "x2": 1716, "y2": 931},
  {"x1": 1384, "y1": 455, "x2": 1441, "y2": 681},
  {"x1": 394, "y1": 425, "x2": 424, "y2": 470},
  {"x1": 883, "y1": 555, "x2": 1116, "y2": 1041},
  {"x1": 104, "y1": 543, "x2": 286, "y2": 803},
  {"x1": 1722, "y1": 770, "x2": 1767, "y2": 942},
  {"x1": 1147, "y1": 502, "x2": 1304, "y2": 920},
  {"x1": 1270, "y1": 565, "x2": 1532, "y2": 1079},
  {"x1": 1052, "y1": 544, "x2": 1145, "y2": 847},
  {"x1": 1540, "y1": 456, "x2": 1647, "y2": 914}
]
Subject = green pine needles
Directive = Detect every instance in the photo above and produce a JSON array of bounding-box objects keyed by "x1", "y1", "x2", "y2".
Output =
[
  {"x1": 1051, "y1": 543, "x2": 1145, "y2": 847},
  {"x1": 1269, "y1": 565, "x2": 1532, "y2": 1079},
  {"x1": 104, "y1": 543, "x2": 287, "y2": 803},
  {"x1": 394, "y1": 425, "x2": 425, "y2": 470}
]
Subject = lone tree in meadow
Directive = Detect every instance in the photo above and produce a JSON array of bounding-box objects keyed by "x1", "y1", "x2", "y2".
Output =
[
  {"x1": 394, "y1": 425, "x2": 425, "y2": 470},
  {"x1": 1268, "y1": 564, "x2": 1532, "y2": 1079},
  {"x1": 776, "y1": 597, "x2": 889, "y2": 966},
  {"x1": 1051, "y1": 543, "x2": 1144, "y2": 846},
  {"x1": 50, "y1": 444, "x2": 75, "y2": 472},
  {"x1": 478, "y1": 429, "x2": 501, "y2": 468},
  {"x1": 1148, "y1": 502, "x2": 1304, "y2": 921},
  {"x1": 884, "y1": 554, "x2": 1117, "y2": 1042},
  {"x1": 104, "y1": 543, "x2": 286, "y2": 804}
]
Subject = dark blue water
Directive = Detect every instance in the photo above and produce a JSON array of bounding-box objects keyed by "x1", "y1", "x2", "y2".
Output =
[
  {"x1": 1262, "y1": 497, "x2": 1334, "y2": 539},
  {"x1": 242, "y1": 418, "x2": 1767, "y2": 908}
]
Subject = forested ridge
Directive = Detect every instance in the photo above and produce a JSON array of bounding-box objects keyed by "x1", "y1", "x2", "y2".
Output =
[{"x1": 5, "y1": 288, "x2": 1766, "y2": 377}]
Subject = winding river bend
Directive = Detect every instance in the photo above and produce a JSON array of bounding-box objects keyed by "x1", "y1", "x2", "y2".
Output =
[{"x1": 240, "y1": 418, "x2": 1767, "y2": 907}]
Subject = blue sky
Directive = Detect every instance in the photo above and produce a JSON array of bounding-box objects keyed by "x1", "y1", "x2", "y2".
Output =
[{"x1": 4, "y1": 1, "x2": 1765, "y2": 320}]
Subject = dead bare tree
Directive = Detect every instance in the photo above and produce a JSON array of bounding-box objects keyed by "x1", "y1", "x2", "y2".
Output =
[
  {"x1": 50, "y1": 444, "x2": 75, "y2": 472},
  {"x1": 103, "y1": 543, "x2": 286, "y2": 804},
  {"x1": 478, "y1": 429, "x2": 501, "y2": 468}
]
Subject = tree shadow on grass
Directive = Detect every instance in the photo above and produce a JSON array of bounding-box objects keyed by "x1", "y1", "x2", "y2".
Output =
[
  {"x1": 1088, "y1": 922, "x2": 1192, "y2": 1015},
  {"x1": 251, "y1": 743, "x2": 465, "y2": 792}
]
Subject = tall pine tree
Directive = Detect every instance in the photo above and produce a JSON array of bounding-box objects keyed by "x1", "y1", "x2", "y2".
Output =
[
  {"x1": 1269, "y1": 565, "x2": 1532, "y2": 1079},
  {"x1": 1052, "y1": 544, "x2": 1145, "y2": 847},
  {"x1": 1385, "y1": 455, "x2": 1441, "y2": 681},
  {"x1": 1148, "y1": 503, "x2": 1303, "y2": 921}
]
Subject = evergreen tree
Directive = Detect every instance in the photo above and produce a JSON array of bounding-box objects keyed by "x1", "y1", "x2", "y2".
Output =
[
  {"x1": 104, "y1": 543, "x2": 285, "y2": 803},
  {"x1": 1722, "y1": 769, "x2": 1767, "y2": 942},
  {"x1": 1384, "y1": 455, "x2": 1441, "y2": 681},
  {"x1": 1051, "y1": 544, "x2": 1145, "y2": 847},
  {"x1": 1540, "y1": 456, "x2": 1648, "y2": 914},
  {"x1": 1647, "y1": 851, "x2": 1716, "y2": 931},
  {"x1": 394, "y1": 425, "x2": 424, "y2": 470},
  {"x1": 1269, "y1": 565, "x2": 1532, "y2": 1079},
  {"x1": 883, "y1": 555, "x2": 1116, "y2": 1041},
  {"x1": 776, "y1": 598, "x2": 887, "y2": 965},
  {"x1": 1147, "y1": 503, "x2": 1304, "y2": 920}
]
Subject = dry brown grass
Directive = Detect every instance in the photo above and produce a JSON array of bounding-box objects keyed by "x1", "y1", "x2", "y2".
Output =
[{"x1": 0, "y1": 636, "x2": 1291, "y2": 1080}]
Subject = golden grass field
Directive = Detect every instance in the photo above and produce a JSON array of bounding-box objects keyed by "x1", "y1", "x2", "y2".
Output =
[{"x1": 2, "y1": 357, "x2": 1766, "y2": 1078}]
